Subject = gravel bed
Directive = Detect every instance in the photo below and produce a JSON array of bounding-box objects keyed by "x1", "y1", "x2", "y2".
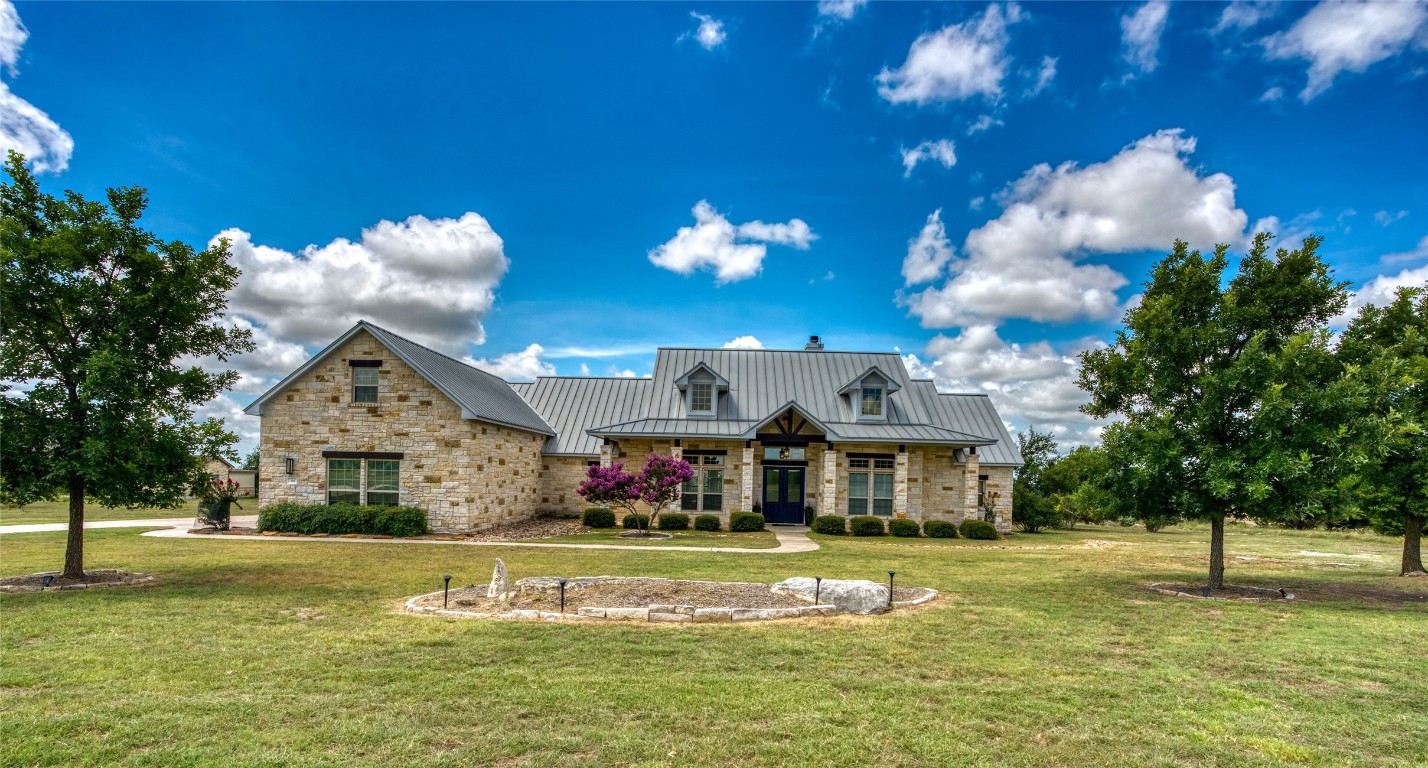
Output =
[{"x1": 419, "y1": 581, "x2": 811, "y2": 612}]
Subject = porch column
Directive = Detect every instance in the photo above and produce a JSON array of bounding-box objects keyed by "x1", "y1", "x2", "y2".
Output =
[
  {"x1": 963, "y1": 449, "x2": 981, "y2": 521},
  {"x1": 894, "y1": 450, "x2": 909, "y2": 518},
  {"x1": 821, "y1": 445, "x2": 837, "y2": 516},
  {"x1": 740, "y1": 444, "x2": 754, "y2": 512},
  {"x1": 600, "y1": 441, "x2": 614, "y2": 468}
]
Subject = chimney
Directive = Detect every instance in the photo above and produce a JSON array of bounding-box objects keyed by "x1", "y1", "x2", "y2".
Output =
[{"x1": 804, "y1": 335, "x2": 824, "y2": 351}]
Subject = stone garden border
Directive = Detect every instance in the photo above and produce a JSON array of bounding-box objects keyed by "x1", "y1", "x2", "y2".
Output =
[
  {"x1": 1147, "y1": 582, "x2": 1294, "y2": 602},
  {"x1": 404, "y1": 576, "x2": 939, "y2": 624},
  {"x1": 0, "y1": 570, "x2": 158, "y2": 593}
]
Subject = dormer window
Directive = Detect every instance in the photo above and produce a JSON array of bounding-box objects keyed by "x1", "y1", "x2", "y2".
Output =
[
  {"x1": 690, "y1": 381, "x2": 713, "y2": 414},
  {"x1": 860, "y1": 386, "x2": 883, "y2": 418},
  {"x1": 675, "y1": 362, "x2": 727, "y2": 419}
]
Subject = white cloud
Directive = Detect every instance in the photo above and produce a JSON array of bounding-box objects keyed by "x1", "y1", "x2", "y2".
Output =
[
  {"x1": 1213, "y1": 1, "x2": 1279, "y2": 35},
  {"x1": 217, "y1": 212, "x2": 508, "y2": 356},
  {"x1": 1027, "y1": 55, "x2": 1057, "y2": 96},
  {"x1": 683, "y1": 12, "x2": 727, "y2": 51},
  {"x1": 607, "y1": 366, "x2": 639, "y2": 378},
  {"x1": 876, "y1": 3, "x2": 1024, "y2": 105},
  {"x1": 817, "y1": 0, "x2": 867, "y2": 21},
  {"x1": 907, "y1": 326, "x2": 1109, "y2": 448},
  {"x1": 1375, "y1": 209, "x2": 1409, "y2": 227},
  {"x1": 1383, "y1": 234, "x2": 1428, "y2": 264},
  {"x1": 905, "y1": 129, "x2": 1250, "y2": 328},
  {"x1": 1248, "y1": 209, "x2": 1323, "y2": 246},
  {"x1": 969, "y1": 196, "x2": 985, "y2": 211},
  {"x1": 194, "y1": 393, "x2": 262, "y2": 458},
  {"x1": 902, "y1": 209, "x2": 957, "y2": 285},
  {"x1": 648, "y1": 200, "x2": 816, "y2": 284},
  {"x1": 723, "y1": 335, "x2": 764, "y2": 349},
  {"x1": 579, "y1": 363, "x2": 591, "y2": 376},
  {"x1": 0, "y1": 1, "x2": 72, "y2": 173},
  {"x1": 1260, "y1": 85, "x2": 1285, "y2": 101},
  {"x1": 1263, "y1": 0, "x2": 1428, "y2": 101},
  {"x1": 1121, "y1": 1, "x2": 1171, "y2": 76},
  {"x1": 900, "y1": 138, "x2": 958, "y2": 177},
  {"x1": 466, "y1": 344, "x2": 555, "y2": 381},
  {"x1": 1336, "y1": 262, "x2": 1428, "y2": 327},
  {"x1": 184, "y1": 316, "x2": 309, "y2": 396},
  {"x1": 967, "y1": 114, "x2": 1004, "y2": 134}
]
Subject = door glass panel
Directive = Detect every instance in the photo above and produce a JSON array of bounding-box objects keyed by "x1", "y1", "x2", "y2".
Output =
[
  {"x1": 786, "y1": 469, "x2": 802, "y2": 501},
  {"x1": 764, "y1": 468, "x2": 780, "y2": 503}
]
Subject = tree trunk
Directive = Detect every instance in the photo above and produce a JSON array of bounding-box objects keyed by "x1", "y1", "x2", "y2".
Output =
[
  {"x1": 63, "y1": 474, "x2": 85, "y2": 579},
  {"x1": 1208, "y1": 513, "x2": 1226, "y2": 590},
  {"x1": 1403, "y1": 512, "x2": 1425, "y2": 576}
]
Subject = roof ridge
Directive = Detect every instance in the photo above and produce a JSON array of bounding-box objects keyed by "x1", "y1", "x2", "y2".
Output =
[
  {"x1": 656, "y1": 346, "x2": 905, "y2": 355},
  {"x1": 359, "y1": 320, "x2": 512, "y2": 386}
]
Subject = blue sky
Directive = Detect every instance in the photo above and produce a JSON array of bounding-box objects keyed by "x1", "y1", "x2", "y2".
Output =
[{"x1": 4, "y1": 0, "x2": 1426, "y2": 454}]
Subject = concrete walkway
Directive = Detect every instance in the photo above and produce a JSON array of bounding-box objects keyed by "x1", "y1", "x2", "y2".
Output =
[
  {"x1": 0, "y1": 515, "x2": 259, "y2": 535},
  {"x1": 140, "y1": 522, "x2": 820, "y2": 554}
]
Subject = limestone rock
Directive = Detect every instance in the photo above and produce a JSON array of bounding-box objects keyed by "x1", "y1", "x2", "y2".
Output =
[
  {"x1": 488, "y1": 559, "x2": 509, "y2": 599},
  {"x1": 692, "y1": 608, "x2": 733, "y2": 623},
  {"x1": 732, "y1": 607, "x2": 802, "y2": 622},
  {"x1": 771, "y1": 577, "x2": 890, "y2": 615}
]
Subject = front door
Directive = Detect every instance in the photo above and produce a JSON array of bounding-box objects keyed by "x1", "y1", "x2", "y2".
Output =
[{"x1": 762, "y1": 466, "x2": 805, "y2": 524}]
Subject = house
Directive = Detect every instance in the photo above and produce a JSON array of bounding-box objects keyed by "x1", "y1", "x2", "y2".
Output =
[
  {"x1": 200, "y1": 456, "x2": 256, "y2": 497},
  {"x1": 243, "y1": 321, "x2": 1020, "y2": 533}
]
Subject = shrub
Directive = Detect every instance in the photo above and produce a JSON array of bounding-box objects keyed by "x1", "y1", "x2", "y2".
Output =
[
  {"x1": 923, "y1": 519, "x2": 959, "y2": 538},
  {"x1": 729, "y1": 512, "x2": 765, "y2": 532},
  {"x1": 811, "y1": 515, "x2": 846, "y2": 535},
  {"x1": 889, "y1": 518, "x2": 921, "y2": 537},
  {"x1": 257, "y1": 502, "x2": 428, "y2": 537},
  {"x1": 581, "y1": 507, "x2": 616, "y2": 528},
  {"x1": 694, "y1": 514, "x2": 721, "y2": 532},
  {"x1": 622, "y1": 514, "x2": 651, "y2": 530},
  {"x1": 960, "y1": 519, "x2": 999, "y2": 540},
  {"x1": 658, "y1": 513, "x2": 690, "y2": 531},
  {"x1": 849, "y1": 516, "x2": 886, "y2": 536}
]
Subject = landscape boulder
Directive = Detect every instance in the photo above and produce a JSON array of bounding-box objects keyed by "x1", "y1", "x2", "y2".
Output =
[{"x1": 771, "y1": 577, "x2": 889, "y2": 615}]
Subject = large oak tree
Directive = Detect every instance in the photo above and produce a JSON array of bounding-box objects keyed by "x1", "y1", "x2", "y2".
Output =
[{"x1": 1, "y1": 152, "x2": 252, "y2": 577}]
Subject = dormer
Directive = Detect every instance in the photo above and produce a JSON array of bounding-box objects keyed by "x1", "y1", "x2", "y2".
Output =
[
  {"x1": 837, "y1": 366, "x2": 901, "y2": 422},
  {"x1": 674, "y1": 362, "x2": 729, "y2": 419}
]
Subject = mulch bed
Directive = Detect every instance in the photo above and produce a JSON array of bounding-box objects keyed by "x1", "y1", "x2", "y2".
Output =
[
  {"x1": 0, "y1": 569, "x2": 155, "y2": 592},
  {"x1": 190, "y1": 517, "x2": 588, "y2": 541}
]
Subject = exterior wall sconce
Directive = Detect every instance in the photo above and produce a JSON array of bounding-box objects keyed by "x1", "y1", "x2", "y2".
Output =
[{"x1": 284, "y1": 457, "x2": 295, "y2": 475}]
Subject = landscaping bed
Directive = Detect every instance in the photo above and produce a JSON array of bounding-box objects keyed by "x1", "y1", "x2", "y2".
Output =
[
  {"x1": 192, "y1": 517, "x2": 587, "y2": 541},
  {"x1": 0, "y1": 569, "x2": 156, "y2": 592}
]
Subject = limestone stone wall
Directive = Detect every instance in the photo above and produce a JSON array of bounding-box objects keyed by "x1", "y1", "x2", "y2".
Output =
[
  {"x1": 537, "y1": 455, "x2": 598, "y2": 516},
  {"x1": 256, "y1": 329, "x2": 546, "y2": 533},
  {"x1": 983, "y1": 466, "x2": 1014, "y2": 532}
]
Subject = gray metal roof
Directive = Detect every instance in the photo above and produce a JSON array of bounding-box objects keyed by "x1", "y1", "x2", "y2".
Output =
[
  {"x1": 918, "y1": 385, "x2": 1023, "y2": 466},
  {"x1": 244, "y1": 321, "x2": 554, "y2": 436},
  {"x1": 508, "y1": 377, "x2": 653, "y2": 455}
]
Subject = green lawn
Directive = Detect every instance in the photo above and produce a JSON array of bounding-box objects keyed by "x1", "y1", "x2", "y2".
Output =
[
  {"x1": 517, "y1": 529, "x2": 779, "y2": 549},
  {"x1": 2, "y1": 522, "x2": 1425, "y2": 767},
  {"x1": 0, "y1": 497, "x2": 210, "y2": 526}
]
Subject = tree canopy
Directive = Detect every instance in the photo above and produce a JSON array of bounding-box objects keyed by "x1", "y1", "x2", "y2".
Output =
[{"x1": 0, "y1": 152, "x2": 253, "y2": 577}]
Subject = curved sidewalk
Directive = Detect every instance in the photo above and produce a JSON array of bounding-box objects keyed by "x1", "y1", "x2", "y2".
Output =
[
  {"x1": 0, "y1": 515, "x2": 259, "y2": 535},
  {"x1": 139, "y1": 523, "x2": 819, "y2": 554}
]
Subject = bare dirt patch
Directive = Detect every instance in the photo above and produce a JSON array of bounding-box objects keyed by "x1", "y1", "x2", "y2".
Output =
[{"x1": 0, "y1": 569, "x2": 156, "y2": 592}]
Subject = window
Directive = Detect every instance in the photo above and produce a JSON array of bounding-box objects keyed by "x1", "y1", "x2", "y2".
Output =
[
  {"x1": 680, "y1": 454, "x2": 724, "y2": 511},
  {"x1": 353, "y1": 366, "x2": 379, "y2": 403},
  {"x1": 860, "y1": 387, "x2": 883, "y2": 418},
  {"x1": 763, "y1": 446, "x2": 805, "y2": 461},
  {"x1": 847, "y1": 457, "x2": 894, "y2": 516},
  {"x1": 977, "y1": 474, "x2": 988, "y2": 510},
  {"x1": 326, "y1": 457, "x2": 400, "y2": 506},
  {"x1": 689, "y1": 381, "x2": 713, "y2": 414}
]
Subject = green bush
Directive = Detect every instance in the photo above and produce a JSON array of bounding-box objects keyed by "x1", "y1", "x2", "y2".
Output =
[
  {"x1": 256, "y1": 502, "x2": 428, "y2": 537},
  {"x1": 581, "y1": 507, "x2": 616, "y2": 528},
  {"x1": 889, "y1": 518, "x2": 921, "y2": 537},
  {"x1": 658, "y1": 513, "x2": 690, "y2": 531},
  {"x1": 923, "y1": 519, "x2": 959, "y2": 538},
  {"x1": 694, "y1": 514, "x2": 721, "y2": 531},
  {"x1": 849, "y1": 516, "x2": 886, "y2": 536},
  {"x1": 811, "y1": 515, "x2": 846, "y2": 535},
  {"x1": 622, "y1": 514, "x2": 651, "y2": 530},
  {"x1": 961, "y1": 519, "x2": 999, "y2": 540},
  {"x1": 729, "y1": 512, "x2": 765, "y2": 532}
]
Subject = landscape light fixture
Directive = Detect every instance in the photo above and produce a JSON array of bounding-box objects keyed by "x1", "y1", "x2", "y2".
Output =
[
  {"x1": 887, "y1": 571, "x2": 896, "y2": 608},
  {"x1": 559, "y1": 578, "x2": 568, "y2": 614},
  {"x1": 41, "y1": 575, "x2": 54, "y2": 590},
  {"x1": 284, "y1": 457, "x2": 295, "y2": 475},
  {"x1": 814, "y1": 576, "x2": 822, "y2": 606},
  {"x1": 443, "y1": 574, "x2": 452, "y2": 608},
  {"x1": 1202, "y1": 587, "x2": 1212, "y2": 598}
]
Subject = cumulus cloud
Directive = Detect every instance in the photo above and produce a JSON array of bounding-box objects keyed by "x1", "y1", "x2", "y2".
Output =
[
  {"x1": 723, "y1": 335, "x2": 764, "y2": 349},
  {"x1": 1336, "y1": 262, "x2": 1428, "y2": 327},
  {"x1": 467, "y1": 344, "x2": 556, "y2": 381},
  {"x1": 683, "y1": 12, "x2": 727, "y2": 50},
  {"x1": 1121, "y1": 1, "x2": 1171, "y2": 76},
  {"x1": 648, "y1": 200, "x2": 816, "y2": 283},
  {"x1": 902, "y1": 209, "x2": 957, "y2": 285},
  {"x1": 1263, "y1": 0, "x2": 1428, "y2": 101},
  {"x1": 0, "y1": 1, "x2": 73, "y2": 173},
  {"x1": 904, "y1": 129, "x2": 1250, "y2": 328},
  {"x1": 1213, "y1": 0, "x2": 1280, "y2": 35},
  {"x1": 906, "y1": 326, "x2": 1109, "y2": 447},
  {"x1": 194, "y1": 393, "x2": 262, "y2": 457},
  {"x1": 817, "y1": 0, "x2": 867, "y2": 21},
  {"x1": 900, "y1": 138, "x2": 957, "y2": 177},
  {"x1": 876, "y1": 3, "x2": 1024, "y2": 105},
  {"x1": 217, "y1": 212, "x2": 508, "y2": 356}
]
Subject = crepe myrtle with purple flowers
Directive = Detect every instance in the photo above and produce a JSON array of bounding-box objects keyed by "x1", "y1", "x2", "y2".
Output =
[{"x1": 577, "y1": 454, "x2": 694, "y2": 536}]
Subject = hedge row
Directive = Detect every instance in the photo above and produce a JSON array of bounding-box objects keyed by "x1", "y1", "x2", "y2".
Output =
[
  {"x1": 256, "y1": 502, "x2": 428, "y2": 537},
  {"x1": 806, "y1": 515, "x2": 997, "y2": 539}
]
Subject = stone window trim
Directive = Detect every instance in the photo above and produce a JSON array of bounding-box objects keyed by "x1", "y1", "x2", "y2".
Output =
[{"x1": 321, "y1": 450, "x2": 405, "y2": 460}]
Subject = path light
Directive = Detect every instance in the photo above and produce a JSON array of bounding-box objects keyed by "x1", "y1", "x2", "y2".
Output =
[
  {"x1": 814, "y1": 576, "x2": 822, "y2": 605},
  {"x1": 887, "y1": 571, "x2": 896, "y2": 608},
  {"x1": 1202, "y1": 586, "x2": 1212, "y2": 598},
  {"x1": 560, "y1": 578, "x2": 568, "y2": 614},
  {"x1": 41, "y1": 575, "x2": 54, "y2": 590},
  {"x1": 443, "y1": 574, "x2": 452, "y2": 608}
]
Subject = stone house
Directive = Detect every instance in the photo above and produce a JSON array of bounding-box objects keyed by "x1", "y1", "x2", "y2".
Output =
[{"x1": 244, "y1": 321, "x2": 1020, "y2": 533}]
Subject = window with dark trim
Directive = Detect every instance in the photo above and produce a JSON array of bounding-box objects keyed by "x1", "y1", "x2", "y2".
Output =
[
  {"x1": 353, "y1": 366, "x2": 379, "y2": 403},
  {"x1": 326, "y1": 457, "x2": 400, "y2": 506},
  {"x1": 847, "y1": 457, "x2": 894, "y2": 516},
  {"x1": 680, "y1": 454, "x2": 724, "y2": 512}
]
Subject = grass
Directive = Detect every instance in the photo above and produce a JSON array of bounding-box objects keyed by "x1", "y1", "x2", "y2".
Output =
[
  {"x1": 517, "y1": 528, "x2": 779, "y2": 549},
  {"x1": 0, "y1": 497, "x2": 211, "y2": 527},
  {"x1": 2, "y1": 521, "x2": 1425, "y2": 767}
]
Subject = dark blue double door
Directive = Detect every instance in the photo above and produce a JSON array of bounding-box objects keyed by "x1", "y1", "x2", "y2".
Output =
[{"x1": 762, "y1": 465, "x2": 805, "y2": 524}]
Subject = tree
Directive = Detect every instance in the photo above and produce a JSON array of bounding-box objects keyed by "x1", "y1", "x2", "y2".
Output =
[
  {"x1": 1012, "y1": 427, "x2": 1063, "y2": 533},
  {"x1": 1078, "y1": 234, "x2": 1349, "y2": 589},
  {"x1": 1046, "y1": 445, "x2": 1113, "y2": 526},
  {"x1": 241, "y1": 448, "x2": 261, "y2": 471},
  {"x1": 1337, "y1": 287, "x2": 1427, "y2": 576},
  {"x1": 0, "y1": 152, "x2": 252, "y2": 578},
  {"x1": 576, "y1": 454, "x2": 694, "y2": 536}
]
